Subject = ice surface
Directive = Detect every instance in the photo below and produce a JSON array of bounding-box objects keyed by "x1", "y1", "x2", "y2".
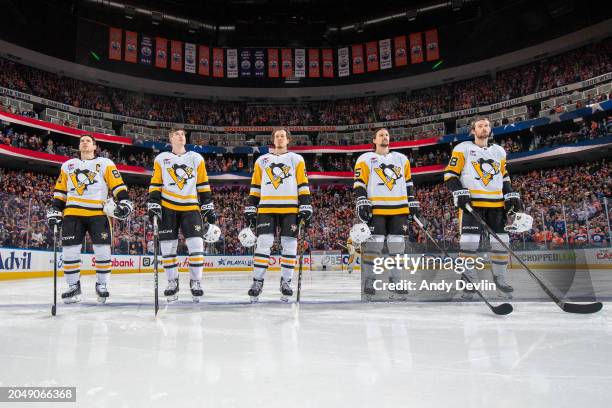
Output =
[{"x1": 0, "y1": 270, "x2": 610, "y2": 408}]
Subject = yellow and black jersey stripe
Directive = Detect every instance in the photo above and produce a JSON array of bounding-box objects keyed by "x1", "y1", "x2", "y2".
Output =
[{"x1": 248, "y1": 152, "x2": 311, "y2": 214}]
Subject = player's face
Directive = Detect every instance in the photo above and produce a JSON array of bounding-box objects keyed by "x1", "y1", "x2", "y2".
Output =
[
  {"x1": 472, "y1": 120, "x2": 491, "y2": 140},
  {"x1": 273, "y1": 130, "x2": 289, "y2": 149},
  {"x1": 170, "y1": 130, "x2": 186, "y2": 146},
  {"x1": 373, "y1": 129, "x2": 390, "y2": 147},
  {"x1": 79, "y1": 137, "x2": 96, "y2": 153}
]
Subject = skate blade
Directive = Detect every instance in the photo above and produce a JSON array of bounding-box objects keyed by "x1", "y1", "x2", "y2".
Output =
[
  {"x1": 63, "y1": 295, "x2": 82, "y2": 304},
  {"x1": 250, "y1": 296, "x2": 259, "y2": 303},
  {"x1": 192, "y1": 296, "x2": 201, "y2": 303},
  {"x1": 280, "y1": 295, "x2": 291, "y2": 302},
  {"x1": 166, "y1": 295, "x2": 178, "y2": 303},
  {"x1": 97, "y1": 296, "x2": 108, "y2": 304}
]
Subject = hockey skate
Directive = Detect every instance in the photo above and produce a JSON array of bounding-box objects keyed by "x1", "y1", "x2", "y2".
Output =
[
  {"x1": 164, "y1": 278, "x2": 179, "y2": 303},
  {"x1": 388, "y1": 276, "x2": 408, "y2": 301},
  {"x1": 95, "y1": 282, "x2": 109, "y2": 304},
  {"x1": 363, "y1": 277, "x2": 376, "y2": 300},
  {"x1": 280, "y1": 277, "x2": 293, "y2": 302},
  {"x1": 248, "y1": 278, "x2": 264, "y2": 302},
  {"x1": 190, "y1": 279, "x2": 203, "y2": 303},
  {"x1": 493, "y1": 275, "x2": 513, "y2": 299},
  {"x1": 62, "y1": 281, "x2": 82, "y2": 304}
]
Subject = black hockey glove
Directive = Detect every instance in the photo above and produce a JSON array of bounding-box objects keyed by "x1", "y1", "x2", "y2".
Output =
[
  {"x1": 452, "y1": 189, "x2": 472, "y2": 210},
  {"x1": 356, "y1": 197, "x2": 372, "y2": 223},
  {"x1": 115, "y1": 199, "x2": 134, "y2": 220},
  {"x1": 504, "y1": 192, "x2": 522, "y2": 212},
  {"x1": 244, "y1": 206, "x2": 257, "y2": 228},
  {"x1": 200, "y1": 202, "x2": 217, "y2": 224},
  {"x1": 407, "y1": 197, "x2": 421, "y2": 219},
  {"x1": 298, "y1": 204, "x2": 313, "y2": 228},
  {"x1": 147, "y1": 202, "x2": 162, "y2": 223},
  {"x1": 46, "y1": 207, "x2": 63, "y2": 229}
]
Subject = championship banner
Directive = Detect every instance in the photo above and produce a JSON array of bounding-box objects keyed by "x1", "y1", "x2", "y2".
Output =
[
  {"x1": 155, "y1": 37, "x2": 167, "y2": 68},
  {"x1": 170, "y1": 40, "x2": 182, "y2": 71},
  {"x1": 308, "y1": 49, "x2": 320, "y2": 78},
  {"x1": 366, "y1": 41, "x2": 378, "y2": 72},
  {"x1": 425, "y1": 29, "x2": 440, "y2": 61},
  {"x1": 227, "y1": 49, "x2": 238, "y2": 78},
  {"x1": 213, "y1": 48, "x2": 224, "y2": 78},
  {"x1": 239, "y1": 49, "x2": 252, "y2": 77},
  {"x1": 281, "y1": 48, "x2": 293, "y2": 78},
  {"x1": 198, "y1": 45, "x2": 210, "y2": 76},
  {"x1": 124, "y1": 31, "x2": 137, "y2": 63},
  {"x1": 379, "y1": 38, "x2": 392, "y2": 70},
  {"x1": 139, "y1": 35, "x2": 153, "y2": 65},
  {"x1": 322, "y1": 49, "x2": 334, "y2": 78},
  {"x1": 108, "y1": 27, "x2": 122, "y2": 61},
  {"x1": 254, "y1": 49, "x2": 265, "y2": 78},
  {"x1": 351, "y1": 44, "x2": 364, "y2": 74},
  {"x1": 295, "y1": 48, "x2": 306, "y2": 78},
  {"x1": 410, "y1": 32, "x2": 424, "y2": 64},
  {"x1": 338, "y1": 47, "x2": 349, "y2": 77},
  {"x1": 184, "y1": 43, "x2": 196, "y2": 73},
  {"x1": 393, "y1": 35, "x2": 408, "y2": 67},
  {"x1": 268, "y1": 49, "x2": 279, "y2": 78}
]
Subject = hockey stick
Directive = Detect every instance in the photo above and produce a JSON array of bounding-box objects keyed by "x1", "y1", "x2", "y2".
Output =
[
  {"x1": 153, "y1": 216, "x2": 159, "y2": 316},
  {"x1": 465, "y1": 204, "x2": 602, "y2": 314},
  {"x1": 296, "y1": 221, "x2": 305, "y2": 303},
  {"x1": 51, "y1": 225, "x2": 58, "y2": 317},
  {"x1": 412, "y1": 216, "x2": 513, "y2": 315}
]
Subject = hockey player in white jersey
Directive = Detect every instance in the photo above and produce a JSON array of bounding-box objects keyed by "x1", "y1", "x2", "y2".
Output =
[
  {"x1": 353, "y1": 128, "x2": 420, "y2": 296},
  {"x1": 444, "y1": 117, "x2": 522, "y2": 299},
  {"x1": 244, "y1": 128, "x2": 312, "y2": 301},
  {"x1": 47, "y1": 134, "x2": 133, "y2": 303},
  {"x1": 147, "y1": 127, "x2": 217, "y2": 302}
]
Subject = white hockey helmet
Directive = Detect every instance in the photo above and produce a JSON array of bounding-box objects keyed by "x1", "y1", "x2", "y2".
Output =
[
  {"x1": 349, "y1": 223, "x2": 372, "y2": 244},
  {"x1": 238, "y1": 227, "x2": 257, "y2": 248},
  {"x1": 504, "y1": 212, "x2": 533, "y2": 233},
  {"x1": 203, "y1": 223, "x2": 222, "y2": 243},
  {"x1": 103, "y1": 198, "x2": 118, "y2": 219}
]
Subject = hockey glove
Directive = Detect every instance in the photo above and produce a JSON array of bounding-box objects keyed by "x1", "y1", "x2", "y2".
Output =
[
  {"x1": 504, "y1": 192, "x2": 522, "y2": 212},
  {"x1": 147, "y1": 202, "x2": 162, "y2": 223},
  {"x1": 452, "y1": 189, "x2": 472, "y2": 210},
  {"x1": 46, "y1": 207, "x2": 63, "y2": 229},
  {"x1": 244, "y1": 206, "x2": 257, "y2": 228},
  {"x1": 115, "y1": 199, "x2": 134, "y2": 220},
  {"x1": 407, "y1": 197, "x2": 421, "y2": 219},
  {"x1": 200, "y1": 202, "x2": 217, "y2": 224},
  {"x1": 298, "y1": 204, "x2": 313, "y2": 228},
  {"x1": 356, "y1": 197, "x2": 372, "y2": 223}
]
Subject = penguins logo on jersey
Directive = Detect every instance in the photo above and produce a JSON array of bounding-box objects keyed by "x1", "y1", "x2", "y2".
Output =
[
  {"x1": 167, "y1": 164, "x2": 194, "y2": 190},
  {"x1": 265, "y1": 163, "x2": 291, "y2": 189},
  {"x1": 69, "y1": 166, "x2": 99, "y2": 195},
  {"x1": 374, "y1": 164, "x2": 402, "y2": 191},
  {"x1": 471, "y1": 158, "x2": 500, "y2": 186}
]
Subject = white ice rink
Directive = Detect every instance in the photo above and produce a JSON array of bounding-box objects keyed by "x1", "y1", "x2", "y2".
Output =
[{"x1": 0, "y1": 270, "x2": 610, "y2": 408}]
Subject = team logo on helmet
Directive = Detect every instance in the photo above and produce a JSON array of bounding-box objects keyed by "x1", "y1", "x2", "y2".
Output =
[
  {"x1": 374, "y1": 164, "x2": 402, "y2": 191},
  {"x1": 69, "y1": 165, "x2": 99, "y2": 195},
  {"x1": 265, "y1": 163, "x2": 292, "y2": 189},
  {"x1": 472, "y1": 158, "x2": 500, "y2": 186},
  {"x1": 167, "y1": 164, "x2": 194, "y2": 190}
]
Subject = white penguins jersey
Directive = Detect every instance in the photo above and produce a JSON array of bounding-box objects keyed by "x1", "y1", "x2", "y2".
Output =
[
  {"x1": 353, "y1": 151, "x2": 413, "y2": 216},
  {"x1": 148, "y1": 151, "x2": 211, "y2": 212},
  {"x1": 248, "y1": 152, "x2": 311, "y2": 214},
  {"x1": 53, "y1": 157, "x2": 128, "y2": 217},
  {"x1": 444, "y1": 141, "x2": 510, "y2": 208}
]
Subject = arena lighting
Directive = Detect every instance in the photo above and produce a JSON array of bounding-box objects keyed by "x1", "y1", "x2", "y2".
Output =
[
  {"x1": 340, "y1": 0, "x2": 476, "y2": 31},
  {"x1": 84, "y1": 0, "x2": 216, "y2": 32}
]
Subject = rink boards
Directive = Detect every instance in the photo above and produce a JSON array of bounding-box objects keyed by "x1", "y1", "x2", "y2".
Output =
[{"x1": 0, "y1": 246, "x2": 610, "y2": 280}]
